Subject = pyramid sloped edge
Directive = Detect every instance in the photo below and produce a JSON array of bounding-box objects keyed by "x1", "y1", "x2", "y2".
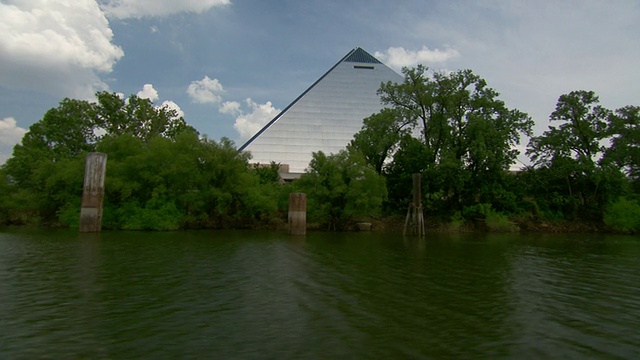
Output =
[{"x1": 238, "y1": 47, "x2": 389, "y2": 152}]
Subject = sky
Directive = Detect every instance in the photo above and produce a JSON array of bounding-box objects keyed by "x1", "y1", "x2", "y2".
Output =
[{"x1": 1, "y1": 0, "x2": 639, "y2": 166}]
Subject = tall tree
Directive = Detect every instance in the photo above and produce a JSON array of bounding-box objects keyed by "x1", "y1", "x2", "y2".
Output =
[
  {"x1": 603, "y1": 105, "x2": 640, "y2": 182},
  {"x1": 347, "y1": 108, "x2": 410, "y2": 174},
  {"x1": 377, "y1": 66, "x2": 533, "y2": 212},
  {"x1": 526, "y1": 91, "x2": 617, "y2": 219},
  {"x1": 2, "y1": 92, "x2": 197, "y2": 225},
  {"x1": 94, "y1": 91, "x2": 193, "y2": 141},
  {"x1": 4, "y1": 98, "x2": 96, "y2": 188},
  {"x1": 528, "y1": 90, "x2": 609, "y2": 167},
  {"x1": 378, "y1": 65, "x2": 445, "y2": 164}
]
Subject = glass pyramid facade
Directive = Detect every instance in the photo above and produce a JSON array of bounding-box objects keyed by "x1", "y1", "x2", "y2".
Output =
[{"x1": 239, "y1": 47, "x2": 403, "y2": 174}]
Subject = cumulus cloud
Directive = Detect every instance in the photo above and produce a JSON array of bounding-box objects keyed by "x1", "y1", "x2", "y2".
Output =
[
  {"x1": 0, "y1": 117, "x2": 28, "y2": 165},
  {"x1": 375, "y1": 46, "x2": 460, "y2": 70},
  {"x1": 219, "y1": 101, "x2": 242, "y2": 116},
  {"x1": 99, "y1": 0, "x2": 230, "y2": 19},
  {"x1": 186, "y1": 76, "x2": 279, "y2": 140},
  {"x1": 161, "y1": 100, "x2": 185, "y2": 119},
  {"x1": 187, "y1": 76, "x2": 225, "y2": 104},
  {"x1": 137, "y1": 84, "x2": 159, "y2": 101},
  {"x1": 130, "y1": 84, "x2": 185, "y2": 119},
  {"x1": 0, "y1": 0, "x2": 124, "y2": 98},
  {"x1": 233, "y1": 99, "x2": 280, "y2": 140}
]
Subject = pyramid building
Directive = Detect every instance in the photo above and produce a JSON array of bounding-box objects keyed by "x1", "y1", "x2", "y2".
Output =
[{"x1": 239, "y1": 47, "x2": 403, "y2": 176}]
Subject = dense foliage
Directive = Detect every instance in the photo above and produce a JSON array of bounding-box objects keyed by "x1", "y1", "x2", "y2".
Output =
[
  {"x1": 351, "y1": 66, "x2": 534, "y2": 219},
  {"x1": 1, "y1": 69, "x2": 639, "y2": 232},
  {"x1": 349, "y1": 69, "x2": 639, "y2": 232},
  {"x1": 293, "y1": 150, "x2": 387, "y2": 230},
  {"x1": 0, "y1": 92, "x2": 285, "y2": 230}
]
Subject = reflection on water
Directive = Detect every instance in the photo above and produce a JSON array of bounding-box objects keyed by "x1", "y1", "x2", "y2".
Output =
[{"x1": 0, "y1": 229, "x2": 639, "y2": 358}]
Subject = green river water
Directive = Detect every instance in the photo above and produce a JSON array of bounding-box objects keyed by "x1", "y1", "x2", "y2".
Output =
[{"x1": 0, "y1": 229, "x2": 639, "y2": 359}]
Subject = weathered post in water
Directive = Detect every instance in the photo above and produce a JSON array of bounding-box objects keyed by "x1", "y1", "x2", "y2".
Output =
[
  {"x1": 403, "y1": 173, "x2": 425, "y2": 237},
  {"x1": 288, "y1": 193, "x2": 306, "y2": 235},
  {"x1": 79, "y1": 152, "x2": 107, "y2": 233}
]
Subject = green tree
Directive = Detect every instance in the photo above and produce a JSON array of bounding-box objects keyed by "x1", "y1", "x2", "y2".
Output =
[
  {"x1": 96, "y1": 132, "x2": 279, "y2": 230},
  {"x1": 251, "y1": 162, "x2": 282, "y2": 185},
  {"x1": 603, "y1": 105, "x2": 640, "y2": 185},
  {"x1": 528, "y1": 91, "x2": 609, "y2": 167},
  {"x1": 0, "y1": 168, "x2": 14, "y2": 224},
  {"x1": 377, "y1": 66, "x2": 532, "y2": 213},
  {"x1": 94, "y1": 91, "x2": 192, "y2": 141},
  {"x1": 604, "y1": 197, "x2": 640, "y2": 232},
  {"x1": 348, "y1": 108, "x2": 410, "y2": 174},
  {"x1": 4, "y1": 99, "x2": 96, "y2": 188},
  {"x1": 294, "y1": 150, "x2": 387, "y2": 230},
  {"x1": 526, "y1": 91, "x2": 622, "y2": 220},
  {"x1": 378, "y1": 65, "x2": 445, "y2": 164},
  {"x1": 2, "y1": 92, "x2": 197, "y2": 226},
  {"x1": 383, "y1": 135, "x2": 432, "y2": 211}
]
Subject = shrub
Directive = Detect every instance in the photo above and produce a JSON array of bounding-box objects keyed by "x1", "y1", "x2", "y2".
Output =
[
  {"x1": 485, "y1": 211, "x2": 519, "y2": 232},
  {"x1": 604, "y1": 197, "x2": 640, "y2": 232},
  {"x1": 462, "y1": 203, "x2": 492, "y2": 220},
  {"x1": 448, "y1": 211, "x2": 466, "y2": 231}
]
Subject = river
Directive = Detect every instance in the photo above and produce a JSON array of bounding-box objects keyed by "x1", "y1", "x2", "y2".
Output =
[{"x1": 0, "y1": 229, "x2": 639, "y2": 359}]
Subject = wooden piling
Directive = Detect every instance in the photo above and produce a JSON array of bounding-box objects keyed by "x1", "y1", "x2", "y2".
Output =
[
  {"x1": 403, "y1": 173, "x2": 425, "y2": 237},
  {"x1": 79, "y1": 152, "x2": 107, "y2": 233},
  {"x1": 288, "y1": 193, "x2": 306, "y2": 235}
]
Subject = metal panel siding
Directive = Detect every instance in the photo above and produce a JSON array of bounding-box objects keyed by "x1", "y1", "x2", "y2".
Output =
[{"x1": 243, "y1": 49, "x2": 403, "y2": 173}]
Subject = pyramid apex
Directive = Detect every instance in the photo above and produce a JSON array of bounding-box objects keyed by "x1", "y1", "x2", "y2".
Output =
[{"x1": 343, "y1": 47, "x2": 382, "y2": 64}]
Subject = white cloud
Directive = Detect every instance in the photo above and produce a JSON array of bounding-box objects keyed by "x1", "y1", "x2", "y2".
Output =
[
  {"x1": 406, "y1": 1, "x2": 640, "y2": 138},
  {"x1": 219, "y1": 101, "x2": 241, "y2": 116},
  {"x1": 184, "y1": 76, "x2": 277, "y2": 140},
  {"x1": 99, "y1": 0, "x2": 230, "y2": 19},
  {"x1": 160, "y1": 100, "x2": 185, "y2": 119},
  {"x1": 136, "y1": 84, "x2": 185, "y2": 118},
  {"x1": 137, "y1": 84, "x2": 159, "y2": 101},
  {"x1": 233, "y1": 99, "x2": 280, "y2": 140},
  {"x1": 0, "y1": 0, "x2": 124, "y2": 98},
  {"x1": 0, "y1": 117, "x2": 27, "y2": 165},
  {"x1": 187, "y1": 76, "x2": 225, "y2": 104},
  {"x1": 375, "y1": 46, "x2": 460, "y2": 70}
]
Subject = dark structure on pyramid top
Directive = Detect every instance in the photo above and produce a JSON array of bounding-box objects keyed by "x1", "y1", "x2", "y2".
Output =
[
  {"x1": 240, "y1": 47, "x2": 402, "y2": 177},
  {"x1": 343, "y1": 47, "x2": 382, "y2": 63}
]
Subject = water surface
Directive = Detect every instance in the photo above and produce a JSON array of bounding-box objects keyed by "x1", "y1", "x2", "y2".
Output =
[{"x1": 0, "y1": 229, "x2": 639, "y2": 358}]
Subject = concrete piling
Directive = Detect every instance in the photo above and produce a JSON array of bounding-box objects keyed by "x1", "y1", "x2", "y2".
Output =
[
  {"x1": 79, "y1": 152, "x2": 107, "y2": 233},
  {"x1": 288, "y1": 193, "x2": 307, "y2": 235}
]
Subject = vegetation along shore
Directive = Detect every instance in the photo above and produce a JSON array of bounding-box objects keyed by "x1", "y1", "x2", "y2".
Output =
[{"x1": 1, "y1": 67, "x2": 638, "y2": 234}]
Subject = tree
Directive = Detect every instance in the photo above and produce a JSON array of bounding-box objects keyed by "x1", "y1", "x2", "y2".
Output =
[
  {"x1": 294, "y1": 150, "x2": 387, "y2": 230},
  {"x1": 4, "y1": 99, "x2": 96, "y2": 188},
  {"x1": 377, "y1": 66, "x2": 533, "y2": 213},
  {"x1": 378, "y1": 65, "x2": 445, "y2": 164},
  {"x1": 383, "y1": 135, "x2": 432, "y2": 211},
  {"x1": 94, "y1": 132, "x2": 277, "y2": 230},
  {"x1": 603, "y1": 105, "x2": 640, "y2": 183},
  {"x1": 94, "y1": 91, "x2": 192, "y2": 142},
  {"x1": 1, "y1": 92, "x2": 197, "y2": 226},
  {"x1": 528, "y1": 91, "x2": 609, "y2": 167},
  {"x1": 526, "y1": 91, "x2": 621, "y2": 220},
  {"x1": 348, "y1": 108, "x2": 410, "y2": 174}
]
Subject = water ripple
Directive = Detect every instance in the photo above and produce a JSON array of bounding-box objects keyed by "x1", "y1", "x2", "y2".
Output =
[{"x1": 0, "y1": 230, "x2": 639, "y2": 358}]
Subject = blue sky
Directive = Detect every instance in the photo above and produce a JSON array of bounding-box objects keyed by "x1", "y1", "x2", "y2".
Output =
[{"x1": 1, "y1": 0, "x2": 639, "y2": 165}]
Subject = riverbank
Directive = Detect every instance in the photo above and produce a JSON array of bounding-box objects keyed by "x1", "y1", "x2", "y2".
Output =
[
  {"x1": 1, "y1": 213, "x2": 634, "y2": 235},
  {"x1": 363, "y1": 215, "x2": 634, "y2": 235}
]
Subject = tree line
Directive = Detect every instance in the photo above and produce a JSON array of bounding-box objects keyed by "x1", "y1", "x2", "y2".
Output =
[{"x1": 1, "y1": 67, "x2": 639, "y2": 232}]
